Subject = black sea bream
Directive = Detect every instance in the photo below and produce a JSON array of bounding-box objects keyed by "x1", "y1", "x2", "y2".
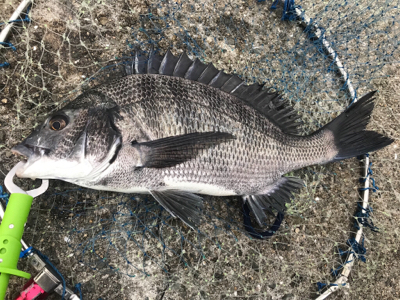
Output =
[{"x1": 12, "y1": 50, "x2": 393, "y2": 228}]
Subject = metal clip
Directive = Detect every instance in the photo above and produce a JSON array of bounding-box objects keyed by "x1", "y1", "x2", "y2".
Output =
[{"x1": 4, "y1": 161, "x2": 49, "y2": 197}]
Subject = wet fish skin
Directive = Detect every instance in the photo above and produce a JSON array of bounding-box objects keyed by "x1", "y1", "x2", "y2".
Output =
[
  {"x1": 12, "y1": 51, "x2": 394, "y2": 228},
  {"x1": 87, "y1": 74, "x2": 336, "y2": 194}
]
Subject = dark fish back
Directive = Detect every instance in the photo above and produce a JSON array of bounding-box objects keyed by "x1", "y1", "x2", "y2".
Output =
[{"x1": 91, "y1": 49, "x2": 301, "y2": 135}]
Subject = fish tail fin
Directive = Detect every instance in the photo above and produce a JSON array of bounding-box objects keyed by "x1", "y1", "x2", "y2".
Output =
[{"x1": 322, "y1": 91, "x2": 393, "y2": 161}]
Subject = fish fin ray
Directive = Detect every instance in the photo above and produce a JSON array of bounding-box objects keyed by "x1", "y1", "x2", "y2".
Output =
[
  {"x1": 244, "y1": 177, "x2": 303, "y2": 226},
  {"x1": 197, "y1": 63, "x2": 219, "y2": 84},
  {"x1": 243, "y1": 195, "x2": 270, "y2": 226},
  {"x1": 233, "y1": 82, "x2": 263, "y2": 99},
  {"x1": 134, "y1": 131, "x2": 235, "y2": 168},
  {"x1": 208, "y1": 70, "x2": 231, "y2": 88},
  {"x1": 184, "y1": 58, "x2": 208, "y2": 81},
  {"x1": 150, "y1": 190, "x2": 203, "y2": 229},
  {"x1": 321, "y1": 91, "x2": 394, "y2": 160},
  {"x1": 93, "y1": 49, "x2": 302, "y2": 134},
  {"x1": 173, "y1": 52, "x2": 193, "y2": 77},
  {"x1": 221, "y1": 75, "x2": 243, "y2": 93},
  {"x1": 134, "y1": 49, "x2": 148, "y2": 74},
  {"x1": 147, "y1": 47, "x2": 163, "y2": 74},
  {"x1": 159, "y1": 49, "x2": 179, "y2": 76},
  {"x1": 245, "y1": 91, "x2": 301, "y2": 135}
]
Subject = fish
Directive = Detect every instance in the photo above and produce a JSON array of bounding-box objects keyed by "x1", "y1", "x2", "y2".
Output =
[{"x1": 12, "y1": 49, "x2": 394, "y2": 229}]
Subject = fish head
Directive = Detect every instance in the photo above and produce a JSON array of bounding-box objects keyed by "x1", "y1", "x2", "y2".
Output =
[{"x1": 12, "y1": 91, "x2": 121, "y2": 181}]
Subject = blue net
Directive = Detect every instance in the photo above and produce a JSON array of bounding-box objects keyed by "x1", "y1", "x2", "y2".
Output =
[{"x1": 1, "y1": 0, "x2": 399, "y2": 299}]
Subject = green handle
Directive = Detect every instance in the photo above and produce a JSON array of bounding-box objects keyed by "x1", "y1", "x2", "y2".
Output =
[{"x1": 0, "y1": 193, "x2": 33, "y2": 299}]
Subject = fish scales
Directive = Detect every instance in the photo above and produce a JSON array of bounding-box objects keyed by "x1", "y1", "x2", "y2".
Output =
[
  {"x1": 12, "y1": 50, "x2": 394, "y2": 229},
  {"x1": 91, "y1": 74, "x2": 335, "y2": 194}
]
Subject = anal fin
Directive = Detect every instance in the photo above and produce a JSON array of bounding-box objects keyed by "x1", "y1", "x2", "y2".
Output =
[
  {"x1": 243, "y1": 177, "x2": 304, "y2": 226},
  {"x1": 150, "y1": 190, "x2": 203, "y2": 229}
]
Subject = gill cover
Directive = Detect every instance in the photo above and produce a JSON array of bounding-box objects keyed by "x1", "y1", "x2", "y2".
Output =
[{"x1": 13, "y1": 91, "x2": 121, "y2": 180}]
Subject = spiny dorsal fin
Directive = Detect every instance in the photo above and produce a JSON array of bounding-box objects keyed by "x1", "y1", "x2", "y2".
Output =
[
  {"x1": 98, "y1": 49, "x2": 302, "y2": 134},
  {"x1": 173, "y1": 52, "x2": 192, "y2": 77},
  {"x1": 197, "y1": 63, "x2": 219, "y2": 84},
  {"x1": 221, "y1": 75, "x2": 243, "y2": 93},
  {"x1": 209, "y1": 70, "x2": 232, "y2": 88},
  {"x1": 159, "y1": 49, "x2": 179, "y2": 75},
  {"x1": 148, "y1": 48, "x2": 163, "y2": 74},
  {"x1": 184, "y1": 58, "x2": 208, "y2": 81}
]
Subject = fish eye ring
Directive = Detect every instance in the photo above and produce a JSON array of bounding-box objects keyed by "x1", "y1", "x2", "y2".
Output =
[{"x1": 49, "y1": 115, "x2": 68, "y2": 131}]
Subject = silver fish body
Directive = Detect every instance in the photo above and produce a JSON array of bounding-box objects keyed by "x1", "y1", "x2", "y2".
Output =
[
  {"x1": 12, "y1": 50, "x2": 393, "y2": 228},
  {"x1": 88, "y1": 74, "x2": 335, "y2": 194}
]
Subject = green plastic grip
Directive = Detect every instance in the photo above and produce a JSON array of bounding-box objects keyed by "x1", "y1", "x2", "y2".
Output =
[{"x1": 0, "y1": 193, "x2": 33, "y2": 299}]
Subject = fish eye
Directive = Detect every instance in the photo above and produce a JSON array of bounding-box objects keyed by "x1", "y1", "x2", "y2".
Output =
[{"x1": 49, "y1": 115, "x2": 68, "y2": 131}]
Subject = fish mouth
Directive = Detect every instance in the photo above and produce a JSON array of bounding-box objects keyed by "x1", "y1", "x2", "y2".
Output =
[
  {"x1": 12, "y1": 143, "x2": 52, "y2": 178},
  {"x1": 12, "y1": 143, "x2": 51, "y2": 158}
]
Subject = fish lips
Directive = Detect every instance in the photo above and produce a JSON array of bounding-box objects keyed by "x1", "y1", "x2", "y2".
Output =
[
  {"x1": 11, "y1": 142, "x2": 51, "y2": 159},
  {"x1": 11, "y1": 143, "x2": 52, "y2": 178}
]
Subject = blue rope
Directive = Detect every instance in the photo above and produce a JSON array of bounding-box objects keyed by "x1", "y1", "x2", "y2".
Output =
[
  {"x1": 74, "y1": 283, "x2": 83, "y2": 300},
  {"x1": 355, "y1": 155, "x2": 379, "y2": 230},
  {"x1": 0, "y1": 41, "x2": 16, "y2": 68},
  {"x1": 316, "y1": 282, "x2": 326, "y2": 290},
  {"x1": 330, "y1": 259, "x2": 352, "y2": 277},
  {"x1": 317, "y1": 282, "x2": 346, "y2": 291},
  {"x1": 20, "y1": 246, "x2": 33, "y2": 258},
  {"x1": 242, "y1": 201, "x2": 284, "y2": 239},
  {"x1": 332, "y1": 238, "x2": 367, "y2": 276},
  {"x1": 0, "y1": 185, "x2": 9, "y2": 205},
  {"x1": 358, "y1": 154, "x2": 379, "y2": 192},
  {"x1": 354, "y1": 204, "x2": 379, "y2": 232},
  {"x1": 347, "y1": 237, "x2": 367, "y2": 263},
  {"x1": 0, "y1": 4, "x2": 31, "y2": 26},
  {"x1": 0, "y1": 5, "x2": 31, "y2": 68},
  {"x1": 326, "y1": 154, "x2": 375, "y2": 285},
  {"x1": 337, "y1": 238, "x2": 366, "y2": 262},
  {"x1": 0, "y1": 41, "x2": 17, "y2": 51},
  {"x1": 271, "y1": 0, "x2": 298, "y2": 21},
  {"x1": 358, "y1": 162, "x2": 379, "y2": 192}
]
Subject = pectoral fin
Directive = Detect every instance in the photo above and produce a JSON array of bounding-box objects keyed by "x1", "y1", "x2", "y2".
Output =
[
  {"x1": 150, "y1": 190, "x2": 203, "y2": 229},
  {"x1": 133, "y1": 131, "x2": 235, "y2": 168}
]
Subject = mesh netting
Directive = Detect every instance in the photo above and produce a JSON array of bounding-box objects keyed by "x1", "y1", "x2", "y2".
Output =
[{"x1": 0, "y1": 0, "x2": 399, "y2": 299}]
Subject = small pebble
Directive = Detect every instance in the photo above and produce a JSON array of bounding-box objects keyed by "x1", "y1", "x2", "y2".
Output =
[
  {"x1": 1, "y1": 99, "x2": 7, "y2": 103},
  {"x1": 99, "y1": 17, "x2": 108, "y2": 25}
]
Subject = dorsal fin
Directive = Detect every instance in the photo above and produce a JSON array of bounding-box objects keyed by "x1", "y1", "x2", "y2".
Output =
[
  {"x1": 209, "y1": 70, "x2": 232, "y2": 89},
  {"x1": 93, "y1": 49, "x2": 302, "y2": 135},
  {"x1": 221, "y1": 75, "x2": 243, "y2": 93},
  {"x1": 184, "y1": 58, "x2": 208, "y2": 81},
  {"x1": 173, "y1": 52, "x2": 193, "y2": 77},
  {"x1": 198, "y1": 63, "x2": 219, "y2": 84},
  {"x1": 148, "y1": 48, "x2": 163, "y2": 74},
  {"x1": 159, "y1": 50, "x2": 179, "y2": 75}
]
